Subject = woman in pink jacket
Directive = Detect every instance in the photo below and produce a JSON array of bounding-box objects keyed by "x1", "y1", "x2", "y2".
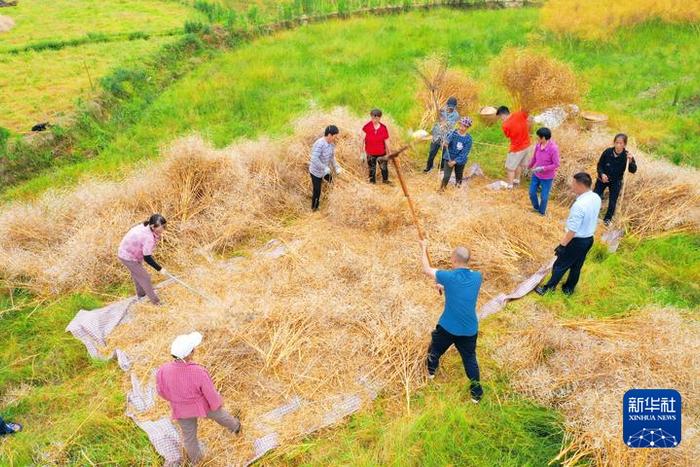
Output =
[{"x1": 528, "y1": 127, "x2": 560, "y2": 215}]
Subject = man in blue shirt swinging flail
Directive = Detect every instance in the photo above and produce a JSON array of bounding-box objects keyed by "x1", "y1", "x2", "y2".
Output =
[{"x1": 419, "y1": 239, "x2": 484, "y2": 403}]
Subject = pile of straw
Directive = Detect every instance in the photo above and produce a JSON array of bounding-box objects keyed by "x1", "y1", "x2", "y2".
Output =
[
  {"x1": 0, "y1": 108, "x2": 405, "y2": 294},
  {"x1": 493, "y1": 47, "x2": 582, "y2": 113},
  {"x1": 493, "y1": 305, "x2": 700, "y2": 466},
  {"x1": 416, "y1": 54, "x2": 480, "y2": 130},
  {"x1": 553, "y1": 126, "x2": 700, "y2": 236}
]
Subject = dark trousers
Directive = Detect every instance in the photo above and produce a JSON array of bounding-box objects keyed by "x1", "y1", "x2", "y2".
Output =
[
  {"x1": 441, "y1": 162, "x2": 465, "y2": 188},
  {"x1": 425, "y1": 142, "x2": 447, "y2": 171},
  {"x1": 368, "y1": 155, "x2": 388, "y2": 183},
  {"x1": 310, "y1": 172, "x2": 332, "y2": 210},
  {"x1": 0, "y1": 416, "x2": 9, "y2": 435},
  {"x1": 543, "y1": 236, "x2": 594, "y2": 293},
  {"x1": 594, "y1": 179, "x2": 622, "y2": 222},
  {"x1": 427, "y1": 325, "x2": 483, "y2": 399}
]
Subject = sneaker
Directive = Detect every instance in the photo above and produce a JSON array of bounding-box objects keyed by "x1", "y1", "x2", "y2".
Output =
[
  {"x1": 383, "y1": 180, "x2": 392, "y2": 185},
  {"x1": 534, "y1": 286, "x2": 551, "y2": 296},
  {"x1": 505, "y1": 184, "x2": 514, "y2": 190},
  {"x1": 562, "y1": 287, "x2": 574, "y2": 296},
  {"x1": 428, "y1": 373, "x2": 435, "y2": 380},
  {"x1": 423, "y1": 167, "x2": 432, "y2": 173},
  {"x1": 471, "y1": 398, "x2": 481, "y2": 404},
  {"x1": 369, "y1": 179, "x2": 376, "y2": 184},
  {"x1": 604, "y1": 219, "x2": 612, "y2": 227},
  {"x1": 513, "y1": 179, "x2": 520, "y2": 186}
]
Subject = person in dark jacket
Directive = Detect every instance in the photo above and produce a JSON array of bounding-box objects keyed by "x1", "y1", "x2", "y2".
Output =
[{"x1": 594, "y1": 133, "x2": 637, "y2": 225}]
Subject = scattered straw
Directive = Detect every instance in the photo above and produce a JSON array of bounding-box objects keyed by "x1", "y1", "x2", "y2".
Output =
[
  {"x1": 553, "y1": 126, "x2": 700, "y2": 236},
  {"x1": 493, "y1": 47, "x2": 582, "y2": 113},
  {"x1": 494, "y1": 305, "x2": 700, "y2": 466}
]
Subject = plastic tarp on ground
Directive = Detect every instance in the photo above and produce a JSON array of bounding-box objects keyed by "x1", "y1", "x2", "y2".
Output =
[{"x1": 66, "y1": 239, "x2": 554, "y2": 465}]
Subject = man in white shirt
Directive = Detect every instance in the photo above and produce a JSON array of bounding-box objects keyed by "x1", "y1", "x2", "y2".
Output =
[{"x1": 535, "y1": 172, "x2": 602, "y2": 296}]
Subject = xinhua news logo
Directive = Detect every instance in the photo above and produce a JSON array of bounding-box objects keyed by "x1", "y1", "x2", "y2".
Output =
[{"x1": 623, "y1": 389, "x2": 681, "y2": 448}]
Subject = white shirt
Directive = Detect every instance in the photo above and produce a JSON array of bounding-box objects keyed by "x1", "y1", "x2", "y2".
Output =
[{"x1": 566, "y1": 190, "x2": 602, "y2": 238}]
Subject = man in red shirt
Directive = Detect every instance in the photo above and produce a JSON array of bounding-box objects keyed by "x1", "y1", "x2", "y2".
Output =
[
  {"x1": 497, "y1": 106, "x2": 532, "y2": 188},
  {"x1": 156, "y1": 332, "x2": 241, "y2": 464},
  {"x1": 362, "y1": 108, "x2": 391, "y2": 184}
]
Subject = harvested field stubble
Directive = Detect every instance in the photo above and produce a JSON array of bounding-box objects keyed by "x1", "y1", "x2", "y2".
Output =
[{"x1": 494, "y1": 305, "x2": 700, "y2": 466}]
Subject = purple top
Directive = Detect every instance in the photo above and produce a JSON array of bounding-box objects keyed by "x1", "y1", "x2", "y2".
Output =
[{"x1": 528, "y1": 140, "x2": 560, "y2": 180}]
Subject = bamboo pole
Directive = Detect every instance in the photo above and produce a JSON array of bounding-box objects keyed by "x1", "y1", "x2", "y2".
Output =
[{"x1": 385, "y1": 146, "x2": 432, "y2": 265}]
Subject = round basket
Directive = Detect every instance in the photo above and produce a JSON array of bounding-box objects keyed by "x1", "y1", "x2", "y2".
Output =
[
  {"x1": 581, "y1": 111, "x2": 608, "y2": 130},
  {"x1": 479, "y1": 106, "x2": 498, "y2": 125}
]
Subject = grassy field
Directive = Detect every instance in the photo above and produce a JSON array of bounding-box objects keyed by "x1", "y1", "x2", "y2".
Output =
[
  {"x1": 0, "y1": 37, "x2": 174, "y2": 132},
  {"x1": 0, "y1": 0, "x2": 195, "y2": 48},
  {"x1": 1, "y1": 5, "x2": 699, "y2": 466},
  {"x1": 0, "y1": 0, "x2": 202, "y2": 133}
]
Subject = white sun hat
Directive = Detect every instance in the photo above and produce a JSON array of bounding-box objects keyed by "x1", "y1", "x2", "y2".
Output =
[{"x1": 171, "y1": 331, "x2": 203, "y2": 359}]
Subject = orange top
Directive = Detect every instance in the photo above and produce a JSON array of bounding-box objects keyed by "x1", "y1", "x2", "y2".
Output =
[{"x1": 502, "y1": 110, "x2": 530, "y2": 152}]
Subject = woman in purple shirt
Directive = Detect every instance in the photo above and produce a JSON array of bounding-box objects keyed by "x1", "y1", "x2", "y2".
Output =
[{"x1": 528, "y1": 127, "x2": 560, "y2": 215}]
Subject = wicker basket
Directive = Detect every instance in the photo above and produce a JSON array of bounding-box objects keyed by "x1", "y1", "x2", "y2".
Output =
[
  {"x1": 479, "y1": 106, "x2": 498, "y2": 125},
  {"x1": 581, "y1": 111, "x2": 608, "y2": 130}
]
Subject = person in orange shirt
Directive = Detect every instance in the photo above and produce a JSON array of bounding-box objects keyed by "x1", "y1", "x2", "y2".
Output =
[{"x1": 497, "y1": 106, "x2": 532, "y2": 188}]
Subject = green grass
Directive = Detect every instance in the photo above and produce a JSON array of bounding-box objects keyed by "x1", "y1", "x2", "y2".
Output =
[
  {"x1": 5, "y1": 7, "x2": 699, "y2": 200},
  {"x1": 0, "y1": 37, "x2": 174, "y2": 132},
  {"x1": 0, "y1": 292, "x2": 158, "y2": 465},
  {"x1": 275, "y1": 353, "x2": 563, "y2": 466},
  {"x1": 0, "y1": 0, "x2": 199, "y2": 49},
  {"x1": 536, "y1": 233, "x2": 700, "y2": 318}
]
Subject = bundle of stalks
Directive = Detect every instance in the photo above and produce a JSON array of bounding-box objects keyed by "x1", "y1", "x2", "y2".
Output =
[
  {"x1": 416, "y1": 54, "x2": 480, "y2": 130},
  {"x1": 553, "y1": 126, "x2": 700, "y2": 236},
  {"x1": 494, "y1": 305, "x2": 700, "y2": 466},
  {"x1": 493, "y1": 47, "x2": 582, "y2": 113}
]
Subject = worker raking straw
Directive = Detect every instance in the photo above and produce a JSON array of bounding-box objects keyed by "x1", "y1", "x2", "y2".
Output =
[
  {"x1": 117, "y1": 214, "x2": 168, "y2": 305},
  {"x1": 309, "y1": 125, "x2": 341, "y2": 211},
  {"x1": 156, "y1": 332, "x2": 241, "y2": 464},
  {"x1": 419, "y1": 239, "x2": 484, "y2": 403},
  {"x1": 424, "y1": 96, "x2": 460, "y2": 173}
]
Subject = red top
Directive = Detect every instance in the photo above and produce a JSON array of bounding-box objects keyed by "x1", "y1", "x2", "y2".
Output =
[
  {"x1": 362, "y1": 122, "x2": 389, "y2": 156},
  {"x1": 156, "y1": 360, "x2": 223, "y2": 419},
  {"x1": 502, "y1": 110, "x2": 530, "y2": 152}
]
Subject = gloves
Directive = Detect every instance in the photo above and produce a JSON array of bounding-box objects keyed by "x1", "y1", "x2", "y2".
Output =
[
  {"x1": 532, "y1": 166, "x2": 544, "y2": 173},
  {"x1": 554, "y1": 245, "x2": 566, "y2": 257}
]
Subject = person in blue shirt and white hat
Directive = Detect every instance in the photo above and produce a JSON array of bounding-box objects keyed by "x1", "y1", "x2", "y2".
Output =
[{"x1": 440, "y1": 116, "x2": 473, "y2": 190}]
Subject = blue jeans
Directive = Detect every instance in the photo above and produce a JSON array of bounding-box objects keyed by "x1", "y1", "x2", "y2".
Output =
[{"x1": 529, "y1": 175, "x2": 553, "y2": 215}]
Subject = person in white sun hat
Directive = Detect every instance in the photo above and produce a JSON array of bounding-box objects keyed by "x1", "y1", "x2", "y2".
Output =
[{"x1": 156, "y1": 332, "x2": 241, "y2": 464}]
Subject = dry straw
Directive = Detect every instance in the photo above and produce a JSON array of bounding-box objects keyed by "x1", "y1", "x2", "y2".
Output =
[
  {"x1": 494, "y1": 305, "x2": 700, "y2": 466},
  {"x1": 415, "y1": 54, "x2": 480, "y2": 130},
  {"x1": 493, "y1": 47, "x2": 582, "y2": 113},
  {"x1": 1, "y1": 108, "x2": 698, "y2": 464},
  {"x1": 552, "y1": 125, "x2": 700, "y2": 236},
  {"x1": 542, "y1": 0, "x2": 700, "y2": 41}
]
